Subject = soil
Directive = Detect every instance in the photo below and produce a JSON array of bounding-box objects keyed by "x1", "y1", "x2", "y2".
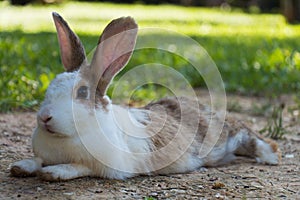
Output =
[{"x1": 0, "y1": 93, "x2": 299, "y2": 199}]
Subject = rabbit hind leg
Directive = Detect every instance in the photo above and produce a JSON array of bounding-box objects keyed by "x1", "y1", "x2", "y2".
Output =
[{"x1": 230, "y1": 129, "x2": 281, "y2": 165}]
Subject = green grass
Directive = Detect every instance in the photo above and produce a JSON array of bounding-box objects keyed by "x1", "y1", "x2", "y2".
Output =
[
  {"x1": 1, "y1": 1, "x2": 300, "y2": 111},
  {"x1": 259, "y1": 103, "x2": 290, "y2": 140}
]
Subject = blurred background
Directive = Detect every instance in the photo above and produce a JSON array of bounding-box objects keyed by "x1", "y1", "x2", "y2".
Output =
[
  {"x1": 0, "y1": 0, "x2": 300, "y2": 112},
  {"x1": 7, "y1": 0, "x2": 300, "y2": 23}
]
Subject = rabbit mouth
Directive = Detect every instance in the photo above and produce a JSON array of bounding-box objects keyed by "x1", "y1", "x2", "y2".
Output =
[
  {"x1": 44, "y1": 124, "x2": 55, "y2": 134},
  {"x1": 42, "y1": 124, "x2": 67, "y2": 137}
]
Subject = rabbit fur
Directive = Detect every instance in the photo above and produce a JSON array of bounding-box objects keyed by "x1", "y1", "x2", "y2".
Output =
[{"x1": 10, "y1": 12, "x2": 281, "y2": 181}]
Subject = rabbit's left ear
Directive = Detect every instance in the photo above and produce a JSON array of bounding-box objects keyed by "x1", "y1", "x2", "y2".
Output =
[
  {"x1": 52, "y1": 12, "x2": 86, "y2": 72},
  {"x1": 90, "y1": 17, "x2": 138, "y2": 97}
]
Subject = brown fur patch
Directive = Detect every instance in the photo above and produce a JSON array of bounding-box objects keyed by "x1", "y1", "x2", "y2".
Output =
[
  {"x1": 142, "y1": 97, "x2": 212, "y2": 171},
  {"x1": 264, "y1": 138, "x2": 279, "y2": 152},
  {"x1": 142, "y1": 96, "x2": 282, "y2": 170}
]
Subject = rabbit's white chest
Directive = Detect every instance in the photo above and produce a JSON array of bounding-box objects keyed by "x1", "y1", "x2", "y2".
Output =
[{"x1": 32, "y1": 128, "x2": 87, "y2": 165}]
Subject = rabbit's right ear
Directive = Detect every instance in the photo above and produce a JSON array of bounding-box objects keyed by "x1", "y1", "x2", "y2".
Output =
[
  {"x1": 52, "y1": 12, "x2": 86, "y2": 72},
  {"x1": 90, "y1": 17, "x2": 138, "y2": 97}
]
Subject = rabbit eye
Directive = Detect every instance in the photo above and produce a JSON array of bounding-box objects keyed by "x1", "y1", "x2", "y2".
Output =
[{"x1": 77, "y1": 86, "x2": 89, "y2": 99}]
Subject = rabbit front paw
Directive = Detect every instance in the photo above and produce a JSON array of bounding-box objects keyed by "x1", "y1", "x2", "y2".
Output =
[
  {"x1": 10, "y1": 158, "x2": 42, "y2": 177},
  {"x1": 38, "y1": 164, "x2": 92, "y2": 181},
  {"x1": 38, "y1": 168, "x2": 62, "y2": 181}
]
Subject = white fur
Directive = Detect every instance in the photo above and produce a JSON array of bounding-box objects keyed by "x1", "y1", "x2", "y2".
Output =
[
  {"x1": 40, "y1": 164, "x2": 92, "y2": 181},
  {"x1": 28, "y1": 71, "x2": 206, "y2": 178},
  {"x1": 227, "y1": 129, "x2": 246, "y2": 152},
  {"x1": 10, "y1": 158, "x2": 42, "y2": 174},
  {"x1": 29, "y1": 72, "x2": 155, "y2": 179},
  {"x1": 10, "y1": 69, "x2": 280, "y2": 180},
  {"x1": 255, "y1": 139, "x2": 279, "y2": 165}
]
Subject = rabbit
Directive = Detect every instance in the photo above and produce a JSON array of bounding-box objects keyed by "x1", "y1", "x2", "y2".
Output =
[{"x1": 10, "y1": 12, "x2": 281, "y2": 181}]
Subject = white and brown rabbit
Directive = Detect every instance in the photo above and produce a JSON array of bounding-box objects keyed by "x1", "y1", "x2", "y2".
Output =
[{"x1": 10, "y1": 12, "x2": 280, "y2": 181}]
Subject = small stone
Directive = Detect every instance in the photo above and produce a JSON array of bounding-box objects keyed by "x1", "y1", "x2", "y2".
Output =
[
  {"x1": 250, "y1": 181, "x2": 264, "y2": 189},
  {"x1": 63, "y1": 192, "x2": 74, "y2": 196},
  {"x1": 215, "y1": 192, "x2": 225, "y2": 199},
  {"x1": 285, "y1": 154, "x2": 294, "y2": 158},
  {"x1": 37, "y1": 187, "x2": 42, "y2": 191},
  {"x1": 197, "y1": 185, "x2": 204, "y2": 189},
  {"x1": 150, "y1": 192, "x2": 158, "y2": 196}
]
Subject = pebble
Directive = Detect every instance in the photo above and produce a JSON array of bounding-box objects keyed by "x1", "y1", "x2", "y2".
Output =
[
  {"x1": 215, "y1": 192, "x2": 226, "y2": 199},
  {"x1": 150, "y1": 192, "x2": 158, "y2": 196},
  {"x1": 250, "y1": 181, "x2": 264, "y2": 189},
  {"x1": 63, "y1": 192, "x2": 74, "y2": 196},
  {"x1": 284, "y1": 154, "x2": 294, "y2": 158}
]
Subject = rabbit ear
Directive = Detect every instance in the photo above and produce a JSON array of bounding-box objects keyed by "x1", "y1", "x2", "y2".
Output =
[
  {"x1": 52, "y1": 12, "x2": 86, "y2": 72},
  {"x1": 90, "y1": 17, "x2": 138, "y2": 97}
]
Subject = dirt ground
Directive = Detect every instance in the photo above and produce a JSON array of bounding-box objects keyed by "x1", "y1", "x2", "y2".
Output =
[{"x1": 0, "y1": 93, "x2": 299, "y2": 199}]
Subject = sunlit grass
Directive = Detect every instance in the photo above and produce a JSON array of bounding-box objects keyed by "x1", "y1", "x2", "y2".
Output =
[
  {"x1": 1, "y1": 1, "x2": 300, "y2": 37},
  {"x1": 1, "y1": 1, "x2": 300, "y2": 111}
]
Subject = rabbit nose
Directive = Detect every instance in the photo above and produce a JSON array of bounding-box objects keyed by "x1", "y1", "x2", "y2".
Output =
[
  {"x1": 41, "y1": 116, "x2": 52, "y2": 123},
  {"x1": 38, "y1": 109, "x2": 52, "y2": 123}
]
